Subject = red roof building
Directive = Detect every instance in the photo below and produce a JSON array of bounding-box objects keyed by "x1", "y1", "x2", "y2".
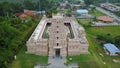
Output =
[
  {"x1": 24, "y1": 11, "x2": 35, "y2": 17},
  {"x1": 14, "y1": 10, "x2": 36, "y2": 22},
  {"x1": 98, "y1": 16, "x2": 114, "y2": 23},
  {"x1": 19, "y1": 13, "x2": 28, "y2": 21}
]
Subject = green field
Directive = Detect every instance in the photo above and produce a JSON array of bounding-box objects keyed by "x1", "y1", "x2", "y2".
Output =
[
  {"x1": 90, "y1": 10, "x2": 106, "y2": 17},
  {"x1": 67, "y1": 54, "x2": 102, "y2": 68},
  {"x1": 86, "y1": 26, "x2": 120, "y2": 68},
  {"x1": 10, "y1": 46, "x2": 48, "y2": 68},
  {"x1": 67, "y1": 25, "x2": 120, "y2": 68}
]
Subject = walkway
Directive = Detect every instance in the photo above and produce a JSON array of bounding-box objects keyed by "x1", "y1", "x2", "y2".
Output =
[
  {"x1": 47, "y1": 56, "x2": 68, "y2": 68},
  {"x1": 34, "y1": 56, "x2": 79, "y2": 68}
]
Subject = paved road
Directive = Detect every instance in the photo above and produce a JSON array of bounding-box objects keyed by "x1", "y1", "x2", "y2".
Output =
[{"x1": 96, "y1": 7, "x2": 120, "y2": 23}]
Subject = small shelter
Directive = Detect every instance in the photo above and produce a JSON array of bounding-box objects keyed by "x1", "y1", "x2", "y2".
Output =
[{"x1": 104, "y1": 43, "x2": 120, "y2": 56}]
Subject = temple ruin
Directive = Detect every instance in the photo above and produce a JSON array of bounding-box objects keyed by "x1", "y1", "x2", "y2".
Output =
[{"x1": 26, "y1": 15, "x2": 89, "y2": 56}]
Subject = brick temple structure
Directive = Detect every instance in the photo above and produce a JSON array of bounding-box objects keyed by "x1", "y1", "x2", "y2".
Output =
[{"x1": 26, "y1": 15, "x2": 89, "y2": 56}]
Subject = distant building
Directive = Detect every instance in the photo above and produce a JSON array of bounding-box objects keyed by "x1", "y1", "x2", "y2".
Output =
[
  {"x1": 73, "y1": 9, "x2": 94, "y2": 19},
  {"x1": 101, "y1": 3, "x2": 120, "y2": 12},
  {"x1": 71, "y1": 4, "x2": 82, "y2": 9},
  {"x1": 76, "y1": 9, "x2": 88, "y2": 15},
  {"x1": 57, "y1": 0, "x2": 71, "y2": 10},
  {"x1": 104, "y1": 43, "x2": 120, "y2": 56},
  {"x1": 14, "y1": 10, "x2": 36, "y2": 22},
  {"x1": 98, "y1": 16, "x2": 115, "y2": 23},
  {"x1": 57, "y1": 6, "x2": 70, "y2": 10},
  {"x1": 19, "y1": 13, "x2": 28, "y2": 22}
]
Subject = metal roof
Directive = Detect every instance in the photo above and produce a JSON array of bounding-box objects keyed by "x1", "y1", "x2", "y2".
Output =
[
  {"x1": 104, "y1": 43, "x2": 120, "y2": 53},
  {"x1": 77, "y1": 9, "x2": 88, "y2": 14}
]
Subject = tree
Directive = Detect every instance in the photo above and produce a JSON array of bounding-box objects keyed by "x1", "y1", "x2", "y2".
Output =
[
  {"x1": 84, "y1": 0, "x2": 94, "y2": 6},
  {"x1": 114, "y1": 35, "x2": 120, "y2": 47},
  {"x1": 23, "y1": 0, "x2": 38, "y2": 10},
  {"x1": 0, "y1": 1, "x2": 12, "y2": 17},
  {"x1": 66, "y1": 10, "x2": 72, "y2": 17},
  {"x1": 46, "y1": 10, "x2": 52, "y2": 18}
]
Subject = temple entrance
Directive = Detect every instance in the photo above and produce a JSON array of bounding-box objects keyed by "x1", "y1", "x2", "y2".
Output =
[{"x1": 55, "y1": 49, "x2": 60, "y2": 56}]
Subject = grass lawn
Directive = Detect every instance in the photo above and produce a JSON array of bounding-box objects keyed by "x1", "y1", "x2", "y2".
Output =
[
  {"x1": 86, "y1": 26, "x2": 120, "y2": 68},
  {"x1": 90, "y1": 10, "x2": 106, "y2": 17},
  {"x1": 10, "y1": 46, "x2": 48, "y2": 68},
  {"x1": 67, "y1": 36, "x2": 108, "y2": 68},
  {"x1": 86, "y1": 26, "x2": 120, "y2": 37},
  {"x1": 77, "y1": 19, "x2": 91, "y2": 26},
  {"x1": 67, "y1": 54, "x2": 101, "y2": 68}
]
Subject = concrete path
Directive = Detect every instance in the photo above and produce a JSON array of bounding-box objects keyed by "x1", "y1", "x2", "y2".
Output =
[
  {"x1": 47, "y1": 56, "x2": 68, "y2": 68},
  {"x1": 34, "y1": 56, "x2": 79, "y2": 68}
]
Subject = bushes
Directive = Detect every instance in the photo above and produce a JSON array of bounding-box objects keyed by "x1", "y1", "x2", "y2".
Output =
[
  {"x1": 46, "y1": 10, "x2": 52, "y2": 18},
  {"x1": 114, "y1": 35, "x2": 120, "y2": 47},
  {"x1": 96, "y1": 34, "x2": 120, "y2": 47},
  {"x1": 97, "y1": 33, "x2": 114, "y2": 42},
  {"x1": 0, "y1": 18, "x2": 39, "y2": 68}
]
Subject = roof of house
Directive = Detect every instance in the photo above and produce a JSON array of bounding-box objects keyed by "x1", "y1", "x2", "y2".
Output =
[
  {"x1": 98, "y1": 16, "x2": 114, "y2": 22},
  {"x1": 76, "y1": 9, "x2": 88, "y2": 14},
  {"x1": 20, "y1": 13, "x2": 27, "y2": 17},
  {"x1": 19, "y1": 13, "x2": 28, "y2": 21},
  {"x1": 104, "y1": 43, "x2": 120, "y2": 53},
  {"x1": 14, "y1": 13, "x2": 23, "y2": 17}
]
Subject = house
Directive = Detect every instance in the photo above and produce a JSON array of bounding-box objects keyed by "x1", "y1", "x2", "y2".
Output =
[
  {"x1": 76, "y1": 9, "x2": 88, "y2": 15},
  {"x1": 104, "y1": 43, "x2": 120, "y2": 56},
  {"x1": 57, "y1": 6, "x2": 70, "y2": 10},
  {"x1": 14, "y1": 10, "x2": 36, "y2": 22},
  {"x1": 24, "y1": 11, "x2": 35, "y2": 17},
  {"x1": 98, "y1": 16, "x2": 114, "y2": 23},
  {"x1": 19, "y1": 13, "x2": 28, "y2": 22},
  {"x1": 71, "y1": 4, "x2": 82, "y2": 9},
  {"x1": 73, "y1": 9, "x2": 94, "y2": 19}
]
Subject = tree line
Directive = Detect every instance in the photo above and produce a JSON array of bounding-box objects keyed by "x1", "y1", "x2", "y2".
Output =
[
  {"x1": 0, "y1": 0, "x2": 38, "y2": 17},
  {"x1": 0, "y1": 16, "x2": 40, "y2": 68}
]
